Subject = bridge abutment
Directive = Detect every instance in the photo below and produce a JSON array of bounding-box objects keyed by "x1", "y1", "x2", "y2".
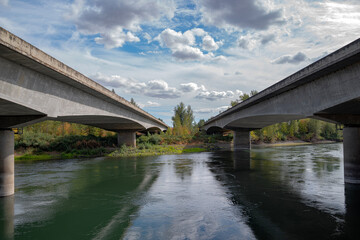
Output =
[
  {"x1": 0, "y1": 130, "x2": 14, "y2": 197},
  {"x1": 117, "y1": 131, "x2": 136, "y2": 147},
  {"x1": 233, "y1": 130, "x2": 251, "y2": 150},
  {"x1": 344, "y1": 127, "x2": 360, "y2": 184}
]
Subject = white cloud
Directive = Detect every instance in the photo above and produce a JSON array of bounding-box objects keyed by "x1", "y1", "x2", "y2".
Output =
[
  {"x1": 95, "y1": 28, "x2": 140, "y2": 49},
  {"x1": 0, "y1": 0, "x2": 8, "y2": 6},
  {"x1": 179, "y1": 83, "x2": 206, "y2": 92},
  {"x1": 92, "y1": 73, "x2": 181, "y2": 99},
  {"x1": 172, "y1": 45, "x2": 205, "y2": 61},
  {"x1": 155, "y1": 28, "x2": 225, "y2": 61},
  {"x1": 194, "y1": 106, "x2": 229, "y2": 114},
  {"x1": 196, "y1": 90, "x2": 237, "y2": 101},
  {"x1": 156, "y1": 28, "x2": 195, "y2": 49},
  {"x1": 199, "y1": 0, "x2": 284, "y2": 30},
  {"x1": 68, "y1": 0, "x2": 176, "y2": 48},
  {"x1": 143, "y1": 32, "x2": 152, "y2": 43},
  {"x1": 138, "y1": 101, "x2": 160, "y2": 108},
  {"x1": 272, "y1": 52, "x2": 308, "y2": 64},
  {"x1": 202, "y1": 35, "x2": 219, "y2": 51}
]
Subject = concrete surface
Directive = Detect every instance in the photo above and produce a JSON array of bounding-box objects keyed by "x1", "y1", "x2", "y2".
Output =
[
  {"x1": 0, "y1": 27, "x2": 168, "y2": 132},
  {"x1": 0, "y1": 130, "x2": 14, "y2": 197},
  {"x1": 203, "y1": 38, "x2": 360, "y2": 131}
]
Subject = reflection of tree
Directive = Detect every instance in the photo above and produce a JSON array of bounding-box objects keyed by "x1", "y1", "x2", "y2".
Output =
[
  {"x1": 174, "y1": 158, "x2": 193, "y2": 180},
  {"x1": 14, "y1": 157, "x2": 159, "y2": 239}
]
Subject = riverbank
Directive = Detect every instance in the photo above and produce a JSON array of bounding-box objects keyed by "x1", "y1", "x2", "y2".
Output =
[
  {"x1": 14, "y1": 140, "x2": 339, "y2": 162},
  {"x1": 14, "y1": 145, "x2": 207, "y2": 162}
]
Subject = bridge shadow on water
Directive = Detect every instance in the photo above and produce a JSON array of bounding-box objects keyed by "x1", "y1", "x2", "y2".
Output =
[{"x1": 207, "y1": 147, "x2": 360, "y2": 239}]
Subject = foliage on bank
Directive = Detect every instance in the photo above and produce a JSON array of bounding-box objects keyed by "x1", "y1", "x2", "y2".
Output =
[
  {"x1": 250, "y1": 119, "x2": 342, "y2": 143},
  {"x1": 108, "y1": 144, "x2": 206, "y2": 158}
]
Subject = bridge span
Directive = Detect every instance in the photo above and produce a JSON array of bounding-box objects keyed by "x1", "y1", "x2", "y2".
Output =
[
  {"x1": 203, "y1": 38, "x2": 360, "y2": 184},
  {"x1": 0, "y1": 27, "x2": 168, "y2": 196}
]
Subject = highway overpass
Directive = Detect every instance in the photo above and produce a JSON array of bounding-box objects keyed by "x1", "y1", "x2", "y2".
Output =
[
  {"x1": 203, "y1": 38, "x2": 360, "y2": 184},
  {"x1": 0, "y1": 27, "x2": 168, "y2": 196}
]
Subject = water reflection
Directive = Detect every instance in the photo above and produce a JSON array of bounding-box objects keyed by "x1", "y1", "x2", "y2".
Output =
[
  {"x1": 0, "y1": 196, "x2": 14, "y2": 240},
  {"x1": 12, "y1": 157, "x2": 160, "y2": 240},
  {"x1": 122, "y1": 154, "x2": 256, "y2": 239},
  {"x1": 208, "y1": 144, "x2": 350, "y2": 239},
  {"x1": 233, "y1": 150, "x2": 251, "y2": 170},
  {"x1": 2, "y1": 143, "x2": 359, "y2": 239},
  {"x1": 345, "y1": 184, "x2": 360, "y2": 239}
]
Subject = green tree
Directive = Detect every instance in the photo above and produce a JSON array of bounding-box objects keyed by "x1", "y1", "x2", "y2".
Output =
[
  {"x1": 171, "y1": 102, "x2": 195, "y2": 135},
  {"x1": 289, "y1": 120, "x2": 299, "y2": 137},
  {"x1": 240, "y1": 93, "x2": 250, "y2": 101},
  {"x1": 231, "y1": 90, "x2": 259, "y2": 107},
  {"x1": 197, "y1": 119, "x2": 206, "y2": 128},
  {"x1": 130, "y1": 98, "x2": 139, "y2": 107}
]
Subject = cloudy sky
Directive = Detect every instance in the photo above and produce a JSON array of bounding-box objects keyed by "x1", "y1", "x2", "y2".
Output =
[{"x1": 1, "y1": 0, "x2": 359, "y2": 125}]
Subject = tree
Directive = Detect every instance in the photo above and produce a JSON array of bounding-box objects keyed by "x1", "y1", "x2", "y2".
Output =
[
  {"x1": 130, "y1": 98, "x2": 139, "y2": 107},
  {"x1": 240, "y1": 93, "x2": 250, "y2": 101},
  {"x1": 171, "y1": 102, "x2": 195, "y2": 135},
  {"x1": 231, "y1": 89, "x2": 259, "y2": 107},
  {"x1": 197, "y1": 119, "x2": 206, "y2": 128}
]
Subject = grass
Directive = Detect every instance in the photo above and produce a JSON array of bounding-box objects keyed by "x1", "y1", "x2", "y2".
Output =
[
  {"x1": 108, "y1": 145, "x2": 206, "y2": 158},
  {"x1": 15, "y1": 145, "x2": 207, "y2": 162},
  {"x1": 15, "y1": 154, "x2": 55, "y2": 161}
]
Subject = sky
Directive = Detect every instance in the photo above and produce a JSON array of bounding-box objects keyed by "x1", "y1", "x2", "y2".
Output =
[{"x1": 1, "y1": 0, "x2": 359, "y2": 126}]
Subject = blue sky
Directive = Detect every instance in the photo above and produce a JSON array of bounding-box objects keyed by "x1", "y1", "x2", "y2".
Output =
[{"x1": 1, "y1": 0, "x2": 359, "y2": 125}]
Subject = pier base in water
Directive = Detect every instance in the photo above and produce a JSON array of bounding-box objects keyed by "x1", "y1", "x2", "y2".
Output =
[
  {"x1": 233, "y1": 130, "x2": 251, "y2": 150},
  {"x1": 344, "y1": 127, "x2": 360, "y2": 184},
  {"x1": 0, "y1": 130, "x2": 14, "y2": 197}
]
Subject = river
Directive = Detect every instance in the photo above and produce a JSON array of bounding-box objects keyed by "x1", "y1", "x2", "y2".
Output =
[{"x1": 1, "y1": 143, "x2": 360, "y2": 239}]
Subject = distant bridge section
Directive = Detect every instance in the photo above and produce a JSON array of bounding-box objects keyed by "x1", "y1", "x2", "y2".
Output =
[
  {"x1": 0, "y1": 27, "x2": 168, "y2": 196},
  {"x1": 203, "y1": 38, "x2": 360, "y2": 184}
]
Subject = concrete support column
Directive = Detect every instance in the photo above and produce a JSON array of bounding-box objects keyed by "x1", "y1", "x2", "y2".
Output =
[
  {"x1": 233, "y1": 150, "x2": 251, "y2": 170},
  {"x1": 0, "y1": 130, "x2": 14, "y2": 197},
  {"x1": 0, "y1": 196, "x2": 14, "y2": 240},
  {"x1": 343, "y1": 127, "x2": 360, "y2": 184},
  {"x1": 233, "y1": 130, "x2": 251, "y2": 150},
  {"x1": 117, "y1": 131, "x2": 136, "y2": 147}
]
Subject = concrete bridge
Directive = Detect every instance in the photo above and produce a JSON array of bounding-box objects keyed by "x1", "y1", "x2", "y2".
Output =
[
  {"x1": 0, "y1": 27, "x2": 168, "y2": 196},
  {"x1": 203, "y1": 38, "x2": 360, "y2": 184}
]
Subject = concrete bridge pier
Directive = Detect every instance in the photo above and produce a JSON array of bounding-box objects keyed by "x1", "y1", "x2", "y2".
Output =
[
  {"x1": 117, "y1": 131, "x2": 136, "y2": 147},
  {"x1": 343, "y1": 126, "x2": 360, "y2": 184},
  {"x1": 233, "y1": 129, "x2": 251, "y2": 150},
  {"x1": 0, "y1": 130, "x2": 14, "y2": 197},
  {"x1": 0, "y1": 195, "x2": 14, "y2": 239},
  {"x1": 233, "y1": 150, "x2": 251, "y2": 170}
]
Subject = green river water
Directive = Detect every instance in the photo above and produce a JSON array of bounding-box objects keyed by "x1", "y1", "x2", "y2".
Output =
[{"x1": 1, "y1": 143, "x2": 360, "y2": 239}]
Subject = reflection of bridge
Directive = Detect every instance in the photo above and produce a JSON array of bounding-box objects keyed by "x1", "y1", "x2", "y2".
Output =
[
  {"x1": 203, "y1": 38, "x2": 360, "y2": 184},
  {"x1": 0, "y1": 27, "x2": 168, "y2": 196}
]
